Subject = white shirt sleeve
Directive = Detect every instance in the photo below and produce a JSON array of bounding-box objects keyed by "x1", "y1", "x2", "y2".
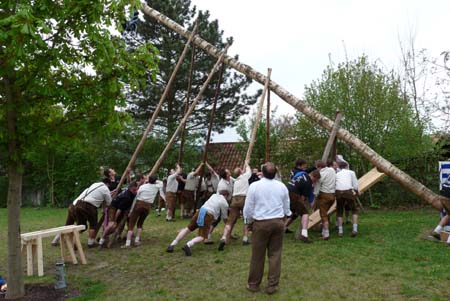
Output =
[
  {"x1": 243, "y1": 184, "x2": 256, "y2": 224},
  {"x1": 220, "y1": 199, "x2": 229, "y2": 220},
  {"x1": 103, "y1": 187, "x2": 112, "y2": 205}
]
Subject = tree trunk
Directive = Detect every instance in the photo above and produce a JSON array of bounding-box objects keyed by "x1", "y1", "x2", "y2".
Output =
[
  {"x1": 4, "y1": 76, "x2": 25, "y2": 299},
  {"x1": 322, "y1": 111, "x2": 342, "y2": 162},
  {"x1": 141, "y1": 3, "x2": 444, "y2": 210}
]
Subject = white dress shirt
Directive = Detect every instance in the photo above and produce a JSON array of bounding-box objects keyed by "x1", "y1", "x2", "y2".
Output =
[
  {"x1": 335, "y1": 169, "x2": 358, "y2": 191},
  {"x1": 166, "y1": 173, "x2": 178, "y2": 193},
  {"x1": 76, "y1": 182, "x2": 111, "y2": 208},
  {"x1": 184, "y1": 172, "x2": 198, "y2": 191},
  {"x1": 202, "y1": 194, "x2": 229, "y2": 220},
  {"x1": 243, "y1": 177, "x2": 291, "y2": 224},
  {"x1": 136, "y1": 182, "x2": 161, "y2": 203},
  {"x1": 314, "y1": 167, "x2": 336, "y2": 195},
  {"x1": 233, "y1": 166, "x2": 252, "y2": 196},
  {"x1": 217, "y1": 178, "x2": 233, "y2": 201}
]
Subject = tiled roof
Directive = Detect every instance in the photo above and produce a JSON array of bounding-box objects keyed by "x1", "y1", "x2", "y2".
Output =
[{"x1": 206, "y1": 142, "x2": 247, "y2": 170}]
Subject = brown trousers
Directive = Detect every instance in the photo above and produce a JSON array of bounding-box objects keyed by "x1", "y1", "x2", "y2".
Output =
[{"x1": 248, "y1": 218, "x2": 285, "y2": 289}]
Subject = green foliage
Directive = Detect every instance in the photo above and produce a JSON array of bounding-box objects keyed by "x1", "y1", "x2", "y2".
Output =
[
  {"x1": 294, "y1": 55, "x2": 434, "y2": 173},
  {"x1": 126, "y1": 0, "x2": 259, "y2": 139}
]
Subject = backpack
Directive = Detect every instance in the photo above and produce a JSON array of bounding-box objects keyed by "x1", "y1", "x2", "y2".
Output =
[{"x1": 441, "y1": 178, "x2": 450, "y2": 198}]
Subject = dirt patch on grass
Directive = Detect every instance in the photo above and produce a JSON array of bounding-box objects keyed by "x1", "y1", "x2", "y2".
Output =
[{"x1": 0, "y1": 284, "x2": 79, "y2": 300}]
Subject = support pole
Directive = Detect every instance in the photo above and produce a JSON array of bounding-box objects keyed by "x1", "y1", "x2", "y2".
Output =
[
  {"x1": 265, "y1": 85, "x2": 271, "y2": 162},
  {"x1": 245, "y1": 68, "x2": 271, "y2": 163},
  {"x1": 178, "y1": 45, "x2": 197, "y2": 166},
  {"x1": 140, "y1": 4, "x2": 445, "y2": 210},
  {"x1": 114, "y1": 21, "x2": 199, "y2": 194},
  {"x1": 149, "y1": 45, "x2": 230, "y2": 176},
  {"x1": 321, "y1": 111, "x2": 343, "y2": 162}
]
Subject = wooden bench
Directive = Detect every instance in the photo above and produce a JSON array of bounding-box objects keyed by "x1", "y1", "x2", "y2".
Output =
[
  {"x1": 21, "y1": 225, "x2": 87, "y2": 277},
  {"x1": 307, "y1": 167, "x2": 386, "y2": 229}
]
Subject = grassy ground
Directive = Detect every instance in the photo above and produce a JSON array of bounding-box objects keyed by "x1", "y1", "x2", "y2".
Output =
[{"x1": 0, "y1": 208, "x2": 449, "y2": 300}]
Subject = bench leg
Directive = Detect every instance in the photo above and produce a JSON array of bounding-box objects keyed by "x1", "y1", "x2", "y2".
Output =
[
  {"x1": 60, "y1": 234, "x2": 67, "y2": 263},
  {"x1": 64, "y1": 234, "x2": 78, "y2": 265},
  {"x1": 26, "y1": 242, "x2": 33, "y2": 276},
  {"x1": 37, "y1": 237, "x2": 44, "y2": 277},
  {"x1": 73, "y1": 231, "x2": 87, "y2": 264}
]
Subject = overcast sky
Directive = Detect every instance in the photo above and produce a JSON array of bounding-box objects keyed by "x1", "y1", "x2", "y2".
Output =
[{"x1": 189, "y1": 0, "x2": 450, "y2": 142}]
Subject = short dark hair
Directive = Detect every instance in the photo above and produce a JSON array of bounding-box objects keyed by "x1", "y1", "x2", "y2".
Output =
[
  {"x1": 102, "y1": 178, "x2": 112, "y2": 186},
  {"x1": 309, "y1": 169, "x2": 321, "y2": 180},
  {"x1": 103, "y1": 168, "x2": 111, "y2": 178},
  {"x1": 338, "y1": 161, "x2": 348, "y2": 169},
  {"x1": 315, "y1": 160, "x2": 326, "y2": 168},
  {"x1": 262, "y1": 162, "x2": 277, "y2": 179},
  {"x1": 218, "y1": 168, "x2": 227, "y2": 180},
  {"x1": 326, "y1": 160, "x2": 334, "y2": 167},
  {"x1": 148, "y1": 176, "x2": 157, "y2": 184},
  {"x1": 128, "y1": 181, "x2": 138, "y2": 189},
  {"x1": 295, "y1": 159, "x2": 307, "y2": 168}
]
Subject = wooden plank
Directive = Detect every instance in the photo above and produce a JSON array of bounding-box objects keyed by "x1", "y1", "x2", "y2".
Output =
[
  {"x1": 21, "y1": 225, "x2": 86, "y2": 241},
  {"x1": 26, "y1": 242, "x2": 33, "y2": 276},
  {"x1": 73, "y1": 230, "x2": 87, "y2": 265},
  {"x1": 307, "y1": 168, "x2": 385, "y2": 230},
  {"x1": 321, "y1": 111, "x2": 343, "y2": 162},
  {"x1": 60, "y1": 234, "x2": 66, "y2": 263},
  {"x1": 36, "y1": 237, "x2": 44, "y2": 277},
  {"x1": 64, "y1": 234, "x2": 78, "y2": 265}
]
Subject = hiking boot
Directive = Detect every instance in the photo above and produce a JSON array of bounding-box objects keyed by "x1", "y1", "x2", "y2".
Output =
[
  {"x1": 351, "y1": 231, "x2": 358, "y2": 237},
  {"x1": 182, "y1": 244, "x2": 192, "y2": 256},
  {"x1": 134, "y1": 241, "x2": 141, "y2": 247},
  {"x1": 338, "y1": 233, "x2": 343, "y2": 238},
  {"x1": 321, "y1": 236, "x2": 329, "y2": 241},
  {"x1": 431, "y1": 231, "x2": 441, "y2": 240},
  {"x1": 285, "y1": 228, "x2": 294, "y2": 234},
  {"x1": 230, "y1": 233, "x2": 239, "y2": 240},
  {"x1": 246, "y1": 285, "x2": 260, "y2": 293},
  {"x1": 87, "y1": 243, "x2": 98, "y2": 249},
  {"x1": 204, "y1": 239, "x2": 214, "y2": 245},
  {"x1": 266, "y1": 286, "x2": 278, "y2": 295},
  {"x1": 299, "y1": 235, "x2": 312, "y2": 244},
  {"x1": 98, "y1": 243, "x2": 106, "y2": 250},
  {"x1": 242, "y1": 240, "x2": 250, "y2": 246},
  {"x1": 166, "y1": 245, "x2": 174, "y2": 253},
  {"x1": 121, "y1": 244, "x2": 132, "y2": 249},
  {"x1": 218, "y1": 239, "x2": 226, "y2": 251}
]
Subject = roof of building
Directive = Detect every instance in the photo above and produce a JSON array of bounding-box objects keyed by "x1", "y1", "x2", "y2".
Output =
[{"x1": 205, "y1": 142, "x2": 247, "y2": 170}]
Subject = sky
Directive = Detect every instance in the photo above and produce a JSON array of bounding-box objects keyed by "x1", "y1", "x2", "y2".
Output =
[{"x1": 187, "y1": 0, "x2": 450, "y2": 142}]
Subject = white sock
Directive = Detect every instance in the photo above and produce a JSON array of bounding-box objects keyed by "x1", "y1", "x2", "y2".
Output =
[
  {"x1": 171, "y1": 240, "x2": 178, "y2": 246},
  {"x1": 187, "y1": 240, "x2": 194, "y2": 248},
  {"x1": 434, "y1": 225, "x2": 442, "y2": 233},
  {"x1": 135, "y1": 236, "x2": 140, "y2": 243},
  {"x1": 221, "y1": 235, "x2": 226, "y2": 241},
  {"x1": 99, "y1": 238, "x2": 105, "y2": 245},
  {"x1": 322, "y1": 229, "x2": 329, "y2": 237},
  {"x1": 243, "y1": 235, "x2": 248, "y2": 242},
  {"x1": 353, "y1": 224, "x2": 358, "y2": 232},
  {"x1": 301, "y1": 229, "x2": 308, "y2": 237},
  {"x1": 125, "y1": 239, "x2": 131, "y2": 247},
  {"x1": 88, "y1": 238, "x2": 95, "y2": 245},
  {"x1": 338, "y1": 226, "x2": 343, "y2": 234},
  {"x1": 207, "y1": 233, "x2": 211, "y2": 240}
]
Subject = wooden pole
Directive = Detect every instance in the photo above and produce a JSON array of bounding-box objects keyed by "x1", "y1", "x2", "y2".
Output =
[
  {"x1": 202, "y1": 64, "x2": 225, "y2": 163},
  {"x1": 245, "y1": 68, "x2": 272, "y2": 163},
  {"x1": 149, "y1": 45, "x2": 230, "y2": 176},
  {"x1": 113, "y1": 21, "x2": 199, "y2": 194},
  {"x1": 321, "y1": 111, "x2": 343, "y2": 162},
  {"x1": 178, "y1": 45, "x2": 196, "y2": 165},
  {"x1": 265, "y1": 85, "x2": 271, "y2": 162},
  {"x1": 140, "y1": 4, "x2": 446, "y2": 210}
]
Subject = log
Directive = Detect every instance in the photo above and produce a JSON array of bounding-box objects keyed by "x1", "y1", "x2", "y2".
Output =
[
  {"x1": 321, "y1": 111, "x2": 342, "y2": 162},
  {"x1": 140, "y1": 3, "x2": 444, "y2": 210},
  {"x1": 115, "y1": 21, "x2": 199, "y2": 192},
  {"x1": 265, "y1": 85, "x2": 271, "y2": 162},
  {"x1": 245, "y1": 68, "x2": 272, "y2": 163},
  {"x1": 149, "y1": 45, "x2": 230, "y2": 176}
]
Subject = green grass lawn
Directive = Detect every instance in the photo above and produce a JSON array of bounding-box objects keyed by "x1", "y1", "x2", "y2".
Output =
[{"x1": 0, "y1": 208, "x2": 449, "y2": 300}]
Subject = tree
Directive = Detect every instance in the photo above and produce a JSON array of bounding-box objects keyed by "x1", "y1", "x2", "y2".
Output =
[
  {"x1": 0, "y1": 1, "x2": 158, "y2": 298},
  {"x1": 126, "y1": 0, "x2": 258, "y2": 141},
  {"x1": 296, "y1": 56, "x2": 434, "y2": 175}
]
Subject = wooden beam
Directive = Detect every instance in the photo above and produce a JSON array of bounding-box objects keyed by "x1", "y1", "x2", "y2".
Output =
[
  {"x1": 149, "y1": 45, "x2": 230, "y2": 176},
  {"x1": 114, "y1": 21, "x2": 199, "y2": 194},
  {"x1": 140, "y1": 3, "x2": 445, "y2": 210},
  {"x1": 321, "y1": 111, "x2": 343, "y2": 162},
  {"x1": 265, "y1": 84, "x2": 271, "y2": 162},
  {"x1": 245, "y1": 68, "x2": 271, "y2": 163}
]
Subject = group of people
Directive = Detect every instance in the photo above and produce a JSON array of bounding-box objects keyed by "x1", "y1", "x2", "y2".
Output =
[{"x1": 55, "y1": 156, "x2": 369, "y2": 295}]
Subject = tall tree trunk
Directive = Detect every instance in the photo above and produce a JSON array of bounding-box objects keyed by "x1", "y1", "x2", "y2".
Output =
[
  {"x1": 141, "y1": 3, "x2": 445, "y2": 210},
  {"x1": 4, "y1": 76, "x2": 25, "y2": 299}
]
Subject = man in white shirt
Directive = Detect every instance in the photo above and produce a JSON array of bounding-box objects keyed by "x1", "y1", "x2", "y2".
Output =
[
  {"x1": 335, "y1": 161, "x2": 359, "y2": 237},
  {"x1": 165, "y1": 164, "x2": 182, "y2": 221},
  {"x1": 313, "y1": 160, "x2": 336, "y2": 240},
  {"x1": 243, "y1": 162, "x2": 291, "y2": 295},
  {"x1": 166, "y1": 190, "x2": 229, "y2": 256},
  {"x1": 178, "y1": 163, "x2": 203, "y2": 218},
  {"x1": 219, "y1": 161, "x2": 252, "y2": 250},
  {"x1": 73, "y1": 178, "x2": 112, "y2": 248},
  {"x1": 122, "y1": 176, "x2": 161, "y2": 248}
]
